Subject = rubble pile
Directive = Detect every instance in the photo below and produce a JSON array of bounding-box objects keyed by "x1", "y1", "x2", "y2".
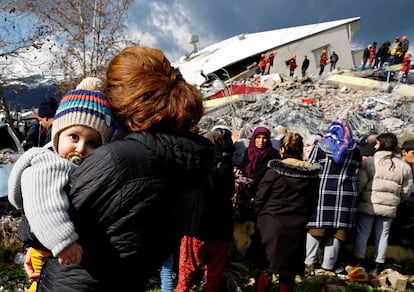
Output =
[{"x1": 199, "y1": 77, "x2": 414, "y2": 142}]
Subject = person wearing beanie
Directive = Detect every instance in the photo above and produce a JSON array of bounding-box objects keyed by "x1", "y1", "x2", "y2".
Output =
[
  {"x1": 8, "y1": 77, "x2": 114, "y2": 292},
  {"x1": 23, "y1": 96, "x2": 58, "y2": 150}
]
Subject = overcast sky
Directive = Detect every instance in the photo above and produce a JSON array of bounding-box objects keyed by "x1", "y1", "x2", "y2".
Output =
[{"x1": 127, "y1": 0, "x2": 414, "y2": 62}]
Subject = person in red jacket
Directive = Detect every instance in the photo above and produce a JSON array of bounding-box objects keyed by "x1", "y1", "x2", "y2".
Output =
[
  {"x1": 265, "y1": 51, "x2": 277, "y2": 74},
  {"x1": 319, "y1": 50, "x2": 328, "y2": 76},
  {"x1": 401, "y1": 54, "x2": 411, "y2": 83},
  {"x1": 286, "y1": 54, "x2": 297, "y2": 77},
  {"x1": 259, "y1": 53, "x2": 267, "y2": 75}
]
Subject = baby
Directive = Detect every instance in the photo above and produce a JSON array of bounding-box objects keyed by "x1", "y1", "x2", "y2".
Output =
[{"x1": 8, "y1": 77, "x2": 114, "y2": 292}]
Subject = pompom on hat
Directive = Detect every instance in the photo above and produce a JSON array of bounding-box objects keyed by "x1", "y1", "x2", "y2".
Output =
[{"x1": 52, "y1": 77, "x2": 114, "y2": 152}]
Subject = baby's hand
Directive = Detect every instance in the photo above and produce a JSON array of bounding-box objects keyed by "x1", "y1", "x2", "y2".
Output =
[
  {"x1": 57, "y1": 241, "x2": 83, "y2": 265},
  {"x1": 24, "y1": 248, "x2": 40, "y2": 281}
]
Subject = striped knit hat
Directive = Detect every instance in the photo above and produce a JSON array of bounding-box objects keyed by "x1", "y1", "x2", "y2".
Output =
[{"x1": 52, "y1": 78, "x2": 114, "y2": 152}]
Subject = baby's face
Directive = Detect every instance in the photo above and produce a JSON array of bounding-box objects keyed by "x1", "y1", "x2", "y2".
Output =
[{"x1": 57, "y1": 126, "x2": 101, "y2": 163}]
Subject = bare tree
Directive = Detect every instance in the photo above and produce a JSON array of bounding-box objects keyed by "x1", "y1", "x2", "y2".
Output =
[
  {"x1": 10, "y1": 0, "x2": 140, "y2": 90},
  {"x1": 0, "y1": 3, "x2": 53, "y2": 128}
]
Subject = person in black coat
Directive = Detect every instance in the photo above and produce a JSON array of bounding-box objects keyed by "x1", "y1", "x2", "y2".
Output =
[
  {"x1": 31, "y1": 45, "x2": 216, "y2": 292},
  {"x1": 177, "y1": 129, "x2": 235, "y2": 291},
  {"x1": 374, "y1": 41, "x2": 391, "y2": 68},
  {"x1": 301, "y1": 55, "x2": 310, "y2": 77},
  {"x1": 253, "y1": 132, "x2": 321, "y2": 292}
]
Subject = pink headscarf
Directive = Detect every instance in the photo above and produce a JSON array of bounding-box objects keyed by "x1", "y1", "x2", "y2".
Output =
[{"x1": 246, "y1": 126, "x2": 272, "y2": 175}]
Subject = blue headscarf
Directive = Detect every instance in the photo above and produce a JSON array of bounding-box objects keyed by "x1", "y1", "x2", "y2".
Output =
[{"x1": 320, "y1": 120, "x2": 355, "y2": 164}]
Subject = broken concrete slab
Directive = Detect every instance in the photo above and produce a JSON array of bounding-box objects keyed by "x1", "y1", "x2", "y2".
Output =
[
  {"x1": 326, "y1": 74, "x2": 393, "y2": 92},
  {"x1": 392, "y1": 84, "x2": 414, "y2": 97}
]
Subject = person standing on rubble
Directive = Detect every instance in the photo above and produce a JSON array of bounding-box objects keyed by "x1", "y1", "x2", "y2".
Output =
[
  {"x1": 401, "y1": 53, "x2": 411, "y2": 84},
  {"x1": 259, "y1": 53, "x2": 267, "y2": 75},
  {"x1": 264, "y1": 51, "x2": 277, "y2": 74},
  {"x1": 286, "y1": 54, "x2": 297, "y2": 77},
  {"x1": 329, "y1": 51, "x2": 339, "y2": 71},
  {"x1": 304, "y1": 120, "x2": 362, "y2": 275},
  {"x1": 319, "y1": 50, "x2": 328, "y2": 76},
  {"x1": 301, "y1": 55, "x2": 310, "y2": 77},
  {"x1": 374, "y1": 41, "x2": 391, "y2": 68},
  {"x1": 368, "y1": 42, "x2": 377, "y2": 67},
  {"x1": 390, "y1": 36, "x2": 403, "y2": 65},
  {"x1": 401, "y1": 36, "x2": 410, "y2": 63},
  {"x1": 362, "y1": 45, "x2": 370, "y2": 69}
]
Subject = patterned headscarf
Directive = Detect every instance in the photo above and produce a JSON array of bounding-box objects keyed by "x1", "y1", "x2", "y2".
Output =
[
  {"x1": 320, "y1": 119, "x2": 355, "y2": 164},
  {"x1": 246, "y1": 126, "x2": 272, "y2": 175}
]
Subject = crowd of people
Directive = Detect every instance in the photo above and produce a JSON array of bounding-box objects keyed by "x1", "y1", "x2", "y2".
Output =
[
  {"x1": 253, "y1": 33, "x2": 411, "y2": 83},
  {"x1": 362, "y1": 35, "x2": 411, "y2": 83},
  {"x1": 255, "y1": 48, "x2": 339, "y2": 78},
  {"x1": 7, "y1": 44, "x2": 414, "y2": 292}
]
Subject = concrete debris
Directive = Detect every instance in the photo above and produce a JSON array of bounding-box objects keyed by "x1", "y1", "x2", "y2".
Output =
[
  {"x1": 199, "y1": 73, "x2": 414, "y2": 142},
  {"x1": 370, "y1": 269, "x2": 409, "y2": 292}
]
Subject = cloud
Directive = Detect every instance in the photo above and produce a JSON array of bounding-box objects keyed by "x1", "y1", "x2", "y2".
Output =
[
  {"x1": 127, "y1": 1, "x2": 218, "y2": 61},
  {"x1": 126, "y1": 0, "x2": 414, "y2": 63}
]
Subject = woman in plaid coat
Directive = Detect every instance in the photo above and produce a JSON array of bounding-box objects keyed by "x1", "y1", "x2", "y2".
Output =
[{"x1": 304, "y1": 120, "x2": 362, "y2": 273}]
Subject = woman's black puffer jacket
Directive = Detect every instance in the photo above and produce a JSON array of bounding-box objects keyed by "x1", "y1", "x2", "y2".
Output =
[{"x1": 37, "y1": 131, "x2": 216, "y2": 292}]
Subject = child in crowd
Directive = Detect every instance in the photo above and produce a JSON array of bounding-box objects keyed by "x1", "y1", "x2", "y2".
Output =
[{"x1": 8, "y1": 77, "x2": 114, "y2": 292}]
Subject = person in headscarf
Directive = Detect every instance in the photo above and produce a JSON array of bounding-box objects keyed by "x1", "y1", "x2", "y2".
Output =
[
  {"x1": 234, "y1": 126, "x2": 280, "y2": 278},
  {"x1": 236, "y1": 126, "x2": 280, "y2": 182},
  {"x1": 304, "y1": 119, "x2": 362, "y2": 274}
]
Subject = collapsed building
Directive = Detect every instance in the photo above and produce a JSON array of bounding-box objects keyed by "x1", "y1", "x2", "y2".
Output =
[
  {"x1": 175, "y1": 17, "x2": 361, "y2": 86},
  {"x1": 173, "y1": 16, "x2": 413, "y2": 142}
]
